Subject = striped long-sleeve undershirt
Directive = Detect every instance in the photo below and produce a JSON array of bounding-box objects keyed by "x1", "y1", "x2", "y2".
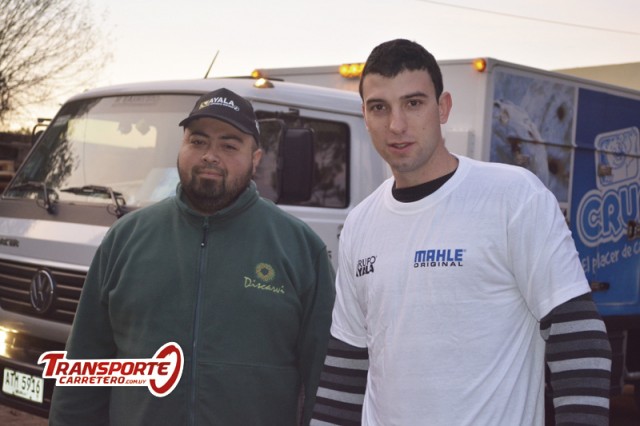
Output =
[
  {"x1": 310, "y1": 337, "x2": 368, "y2": 425},
  {"x1": 541, "y1": 292, "x2": 612, "y2": 426},
  {"x1": 311, "y1": 293, "x2": 612, "y2": 425}
]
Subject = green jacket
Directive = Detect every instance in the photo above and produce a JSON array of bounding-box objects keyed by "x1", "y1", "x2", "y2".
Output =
[{"x1": 50, "y1": 182, "x2": 335, "y2": 426}]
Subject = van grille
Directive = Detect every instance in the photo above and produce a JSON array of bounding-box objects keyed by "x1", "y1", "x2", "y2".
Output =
[{"x1": 0, "y1": 259, "x2": 86, "y2": 324}]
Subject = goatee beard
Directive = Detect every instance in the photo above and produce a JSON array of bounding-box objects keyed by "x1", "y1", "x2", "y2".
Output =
[{"x1": 181, "y1": 166, "x2": 252, "y2": 215}]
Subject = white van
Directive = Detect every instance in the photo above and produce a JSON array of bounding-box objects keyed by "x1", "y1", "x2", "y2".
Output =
[{"x1": 0, "y1": 77, "x2": 389, "y2": 415}]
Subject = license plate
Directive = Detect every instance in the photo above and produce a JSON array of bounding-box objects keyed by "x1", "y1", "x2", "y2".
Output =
[{"x1": 2, "y1": 367, "x2": 44, "y2": 404}]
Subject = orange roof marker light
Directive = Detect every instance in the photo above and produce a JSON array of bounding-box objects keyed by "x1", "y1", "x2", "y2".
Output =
[
  {"x1": 339, "y1": 63, "x2": 365, "y2": 79},
  {"x1": 253, "y1": 78, "x2": 274, "y2": 89},
  {"x1": 472, "y1": 58, "x2": 487, "y2": 73}
]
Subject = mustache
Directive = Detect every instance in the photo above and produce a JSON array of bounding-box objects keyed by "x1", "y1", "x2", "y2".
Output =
[{"x1": 193, "y1": 165, "x2": 226, "y2": 176}]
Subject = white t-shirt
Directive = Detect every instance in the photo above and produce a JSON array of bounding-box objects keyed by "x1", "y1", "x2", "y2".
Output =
[{"x1": 331, "y1": 155, "x2": 590, "y2": 426}]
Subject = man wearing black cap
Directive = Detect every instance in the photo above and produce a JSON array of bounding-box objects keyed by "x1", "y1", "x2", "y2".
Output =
[
  {"x1": 50, "y1": 88, "x2": 335, "y2": 426},
  {"x1": 177, "y1": 88, "x2": 263, "y2": 215}
]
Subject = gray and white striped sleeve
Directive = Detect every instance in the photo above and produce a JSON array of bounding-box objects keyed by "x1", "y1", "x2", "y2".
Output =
[
  {"x1": 310, "y1": 336, "x2": 368, "y2": 425},
  {"x1": 540, "y1": 292, "x2": 612, "y2": 426}
]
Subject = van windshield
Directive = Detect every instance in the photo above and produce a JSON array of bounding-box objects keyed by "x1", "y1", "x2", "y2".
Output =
[{"x1": 6, "y1": 94, "x2": 197, "y2": 208}]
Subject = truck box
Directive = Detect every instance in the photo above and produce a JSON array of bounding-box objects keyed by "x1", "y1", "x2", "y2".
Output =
[{"x1": 260, "y1": 58, "x2": 640, "y2": 324}]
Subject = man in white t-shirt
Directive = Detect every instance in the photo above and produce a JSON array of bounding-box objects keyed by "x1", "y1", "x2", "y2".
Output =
[{"x1": 311, "y1": 39, "x2": 611, "y2": 426}]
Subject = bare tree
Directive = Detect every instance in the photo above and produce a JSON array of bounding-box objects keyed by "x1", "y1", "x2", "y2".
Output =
[{"x1": 0, "y1": 0, "x2": 110, "y2": 127}]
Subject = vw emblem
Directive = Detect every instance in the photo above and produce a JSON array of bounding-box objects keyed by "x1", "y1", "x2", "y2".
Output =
[{"x1": 30, "y1": 269, "x2": 56, "y2": 314}]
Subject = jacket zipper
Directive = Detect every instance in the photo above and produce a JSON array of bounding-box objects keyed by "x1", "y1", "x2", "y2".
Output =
[{"x1": 189, "y1": 218, "x2": 209, "y2": 426}]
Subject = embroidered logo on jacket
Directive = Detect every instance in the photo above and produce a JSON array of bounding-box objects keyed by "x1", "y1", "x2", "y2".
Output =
[
  {"x1": 356, "y1": 256, "x2": 376, "y2": 277},
  {"x1": 243, "y1": 262, "x2": 285, "y2": 294},
  {"x1": 414, "y1": 249, "x2": 465, "y2": 268}
]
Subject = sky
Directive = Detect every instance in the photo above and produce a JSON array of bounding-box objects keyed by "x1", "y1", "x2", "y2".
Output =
[
  {"x1": 90, "y1": 0, "x2": 640, "y2": 87},
  {"x1": 10, "y1": 0, "x2": 640, "y2": 128}
]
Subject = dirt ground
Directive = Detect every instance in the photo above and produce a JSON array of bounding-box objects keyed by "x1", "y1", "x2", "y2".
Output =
[
  {"x1": 0, "y1": 405, "x2": 47, "y2": 426},
  {"x1": 0, "y1": 385, "x2": 638, "y2": 425}
]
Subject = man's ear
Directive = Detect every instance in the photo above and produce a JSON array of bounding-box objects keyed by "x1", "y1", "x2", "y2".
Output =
[
  {"x1": 252, "y1": 148, "x2": 263, "y2": 175},
  {"x1": 361, "y1": 103, "x2": 370, "y2": 131},
  {"x1": 438, "y1": 91, "x2": 452, "y2": 124}
]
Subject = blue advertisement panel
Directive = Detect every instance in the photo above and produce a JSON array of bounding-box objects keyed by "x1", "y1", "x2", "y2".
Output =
[
  {"x1": 491, "y1": 71, "x2": 640, "y2": 317},
  {"x1": 573, "y1": 89, "x2": 640, "y2": 316}
]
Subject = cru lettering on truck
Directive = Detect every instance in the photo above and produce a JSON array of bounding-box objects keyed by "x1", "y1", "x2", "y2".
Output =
[{"x1": 571, "y1": 88, "x2": 640, "y2": 316}]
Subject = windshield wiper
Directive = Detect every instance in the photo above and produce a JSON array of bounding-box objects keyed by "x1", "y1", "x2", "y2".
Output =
[
  {"x1": 10, "y1": 181, "x2": 58, "y2": 214},
  {"x1": 61, "y1": 185, "x2": 128, "y2": 218}
]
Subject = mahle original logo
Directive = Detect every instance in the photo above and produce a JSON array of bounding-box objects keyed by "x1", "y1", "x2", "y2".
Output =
[
  {"x1": 414, "y1": 248, "x2": 465, "y2": 268},
  {"x1": 243, "y1": 262, "x2": 285, "y2": 294}
]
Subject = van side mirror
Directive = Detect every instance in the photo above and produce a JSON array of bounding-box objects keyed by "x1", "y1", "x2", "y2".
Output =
[
  {"x1": 256, "y1": 119, "x2": 314, "y2": 204},
  {"x1": 31, "y1": 118, "x2": 51, "y2": 145},
  {"x1": 277, "y1": 127, "x2": 314, "y2": 204}
]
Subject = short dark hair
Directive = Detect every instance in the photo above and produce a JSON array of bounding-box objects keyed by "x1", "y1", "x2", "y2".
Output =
[{"x1": 359, "y1": 39, "x2": 444, "y2": 101}]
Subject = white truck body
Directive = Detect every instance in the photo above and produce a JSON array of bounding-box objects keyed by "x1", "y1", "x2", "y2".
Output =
[{"x1": 0, "y1": 58, "x2": 639, "y2": 416}]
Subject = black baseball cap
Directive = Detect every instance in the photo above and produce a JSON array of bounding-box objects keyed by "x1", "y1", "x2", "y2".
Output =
[{"x1": 179, "y1": 88, "x2": 260, "y2": 143}]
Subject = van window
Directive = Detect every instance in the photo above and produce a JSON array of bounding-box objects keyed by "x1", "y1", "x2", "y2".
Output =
[
  {"x1": 255, "y1": 111, "x2": 349, "y2": 208},
  {"x1": 6, "y1": 95, "x2": 350, "y2": 210},
  {"x1": 6, "y1": 95, "x2": 195, "y2": 207}
]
